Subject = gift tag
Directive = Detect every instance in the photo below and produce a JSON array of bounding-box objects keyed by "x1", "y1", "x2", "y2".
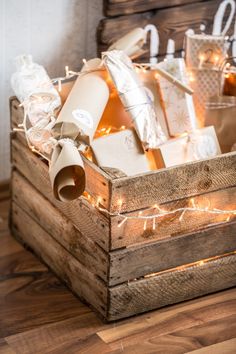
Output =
[{"x1": 72, "y1": 109, "x2": 94, "y2": 129}]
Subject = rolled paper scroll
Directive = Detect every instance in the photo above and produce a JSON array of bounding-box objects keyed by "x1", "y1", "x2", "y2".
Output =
[
  {"x1": 91, "y1": 129, "x2": 150, "y2": 176},
  {"x1": 102, "y1": 50, "x2": 167, "y2": 149},
  {"x1": 156, "y1": 58, "x2": 198, "y2": 136},
  {"x1": 108, "y1": 27, "x2": 147, "y2": 59},
  {"x1": 49, "y1": 139, "x2": 85, "y2": 202},
  {"x1": 53, "y1": 58, "x2": 109, "y2": 145}
]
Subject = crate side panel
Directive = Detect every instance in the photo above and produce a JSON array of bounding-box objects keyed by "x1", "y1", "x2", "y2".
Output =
[
  {"x1": 12, "y1": 171, "x2": 109, "y2": 283},
  {"x1": 108, "y1": 253, "x2": 236, "y2": 321},
  {"x1": 11, "y1": 139, "x2": 110, "y2": 251},
  {"x1": 109, "y1": 220, "x2": 236, "y2": 285},
  {"x1": 110, "y1": 152, "x2": 236, "y2": 213},
  {"x1": 11, "y1": 203, "x2": 108, "y2": 318},
  {"x1": 111, "y1": 186, "x2": 236, "y2": 249}
]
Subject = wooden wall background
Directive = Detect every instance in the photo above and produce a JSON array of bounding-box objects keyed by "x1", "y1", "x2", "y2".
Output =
[{"x1": 97, "y1": 0, "x2": 236, "y2": 59}]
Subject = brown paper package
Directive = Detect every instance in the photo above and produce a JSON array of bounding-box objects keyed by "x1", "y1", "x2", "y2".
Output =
[
  {"x1": 205, "y1": 95, "x2": 236, "y2": 153},
  {"x1": 91, "y1": 129, "x2": 150, "y2": 176}
]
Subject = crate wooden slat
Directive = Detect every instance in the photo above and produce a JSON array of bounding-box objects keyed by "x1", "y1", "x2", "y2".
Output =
[
  {"x1": 12, "y1": 171, "x2": 109, "y2": 282},
  {"x1": 10, "y1": 96, "x2": 236, "y2": 321},
  {"x1": 104, "y1": 0, "x2": 204, "y2": 17}
]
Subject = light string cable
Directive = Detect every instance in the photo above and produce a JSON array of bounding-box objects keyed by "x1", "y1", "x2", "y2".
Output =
[{"x1": 81, "y1": 194, "x2": 236, "y2": 229}]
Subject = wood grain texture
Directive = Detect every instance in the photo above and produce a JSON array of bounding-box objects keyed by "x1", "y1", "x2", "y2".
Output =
[
  {"x1": 98, "y1": 0, "x2": 234, "y2": 56},
  {"x1": 11, "y1": 203, "x2": 107, "y2": 317},
  {"x1": 109, "y1": 220, "x2": 236, "y2": 285},
  {"x1": 110, "y1": 151, "x2": 236, "y2": 213},
  {"x1": 11, "y1": 138, "x2": 110, "y2": 251},
  {"x1": 108, "y1": 315, "x2": 236, "y2": 353},
  {"x1": 0, "y1": 339, "x2": 15, "y2": 354},
  {"x1": 188, "y1": 338, "x2": 236, "y2": 354},
  {"x1": 98, "y1": 288, "x2": 236, "y2": 344},
  {"x1": 111, "y1": 186, "x2": 236, "y2": 249},
  {"x1": 12, "y1": 171, "x2": 109, "y2": 282},
  {"x1": 108, "y1": 253, "x2": 236, "y2": 320},
  {"x1": 104, "y1": 0, "x2": 204, "y2": 16}
]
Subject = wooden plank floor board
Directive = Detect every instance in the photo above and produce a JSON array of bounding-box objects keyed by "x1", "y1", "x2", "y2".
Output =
[{"x1": 0, "y1": 184, "x2": 236, "y2": 353}]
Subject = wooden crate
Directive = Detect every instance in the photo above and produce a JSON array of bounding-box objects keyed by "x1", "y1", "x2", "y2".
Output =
[{"x1": 9, "y1": 97, "x2": 236, "y2": 321}]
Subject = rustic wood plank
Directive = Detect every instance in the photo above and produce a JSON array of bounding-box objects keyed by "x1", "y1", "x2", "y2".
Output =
[
  {"x1": 108, "y1": 253, "x2": 236, "y2": 320},
  {"x1": 98, "y1": 0, "x2": 234, "y2": 56},
  {"x1": 111, "y1": 186, "x2": 236, "y2": 249},
  {"x1": 187, "y1": 338, "x2": 236, "y2": 354},
  {"x1": 11, "y1": 203, "x2": 107, "y2": 318},
  {"x1": 108, "y1": 315, "x2": 236, "y2": 353},
  {"x1": 110, "y1": 151, "x2": 236, "y2": 213},
  {"x1": 11, "y1": 171, "x2": 109, "y2": 282},
  {"x1": 41, "y1": 334, "x2": 112, "y2": 354},
  {"x1": 98, "y1": 288, "x2": 236, "y2": 344},
  {"x1": 104, "y1": 0, "x2": 204, "y2": 17},
  {"x1": 5, "y1": 312, "x2": 107, "y2": 354},
  {"x1": 11, "y1": 138, "x2": 110, "y2": 250},
  {"x1": 109, "y1": 220, "x2": 236, "y2": 285},
  {"x1": 0, "y1": 267, "x2": 88, "y2": 338},
  {"x1": 0, "y1": 339, "x2": 16, "y2": 354}
]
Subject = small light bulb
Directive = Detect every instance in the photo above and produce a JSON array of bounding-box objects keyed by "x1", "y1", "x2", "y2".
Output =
[{"x1": 143, "y1": 220, "x2": 147, "y2": 231}]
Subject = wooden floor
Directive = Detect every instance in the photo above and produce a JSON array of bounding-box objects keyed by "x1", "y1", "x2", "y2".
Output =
[{"x1": 0, "y1": 182, "x2": 236, "y2": 354}]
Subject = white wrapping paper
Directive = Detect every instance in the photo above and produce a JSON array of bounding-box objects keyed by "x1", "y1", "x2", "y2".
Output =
[{"x1": 102, "y1": 50, "x2": 167, "y2": 149}]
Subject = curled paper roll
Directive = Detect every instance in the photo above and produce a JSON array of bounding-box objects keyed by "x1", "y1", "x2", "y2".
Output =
[
  {"x1": 102, "y1": 50, "x2": 167, "y2": 149},
  {"x1": 49, "y1": 139, "x2": 85, "y2": 202},
  {"x1": 108, "y1": 27, "x2": 147, "y2": 58},
  {"x1": 54, "y1": 58, "x2": 109, "y2": 145}
]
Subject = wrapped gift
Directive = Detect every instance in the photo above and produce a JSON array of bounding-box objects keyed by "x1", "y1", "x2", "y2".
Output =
[
  {"x1": 205, "y1": 95, "x2": 236, "y2": 153},
  {"x1": 151, "y1": 126, "x2": 221, "y2": 168},
  {"x1": 53, "y1": 58, "x2": 109, "y2": 145},
  {"x1": 156, "y1": 58, "x2": 197, "y2": 136},
  {"x1": 185, "y1": 33, "x2": 228, "y2": 125},
  {"x1": 91, "y1": 129, "x2": 150, "y2": 176},
  {"x1": 102, "y1": 50, "x2": 167, "y2": 149}
]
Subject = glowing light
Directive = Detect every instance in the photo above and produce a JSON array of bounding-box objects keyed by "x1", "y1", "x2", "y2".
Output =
[
  {"x1": 143, "y1": 220, "x2": 147, "y2": 231},
  {"x1": 58, "y1": 79, "x2": 62, "y2": 92},
  {"x1": 152, "y1": 217, "x2": 156, "y2": 230},
  {"x1": 179, "y1": 210, "x2": 186, "y2": 222},
  {"x1": 118, "y1": 217, "x2": 127, "y2": 228}
]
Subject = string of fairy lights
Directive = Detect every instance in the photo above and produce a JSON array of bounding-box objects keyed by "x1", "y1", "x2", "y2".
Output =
[
  {"x1": 81, "y1": 193, "x2": 236, "y2": 231},
  {"x1": 14, "y1": 62, "x2": 236, "y2": 230}
]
